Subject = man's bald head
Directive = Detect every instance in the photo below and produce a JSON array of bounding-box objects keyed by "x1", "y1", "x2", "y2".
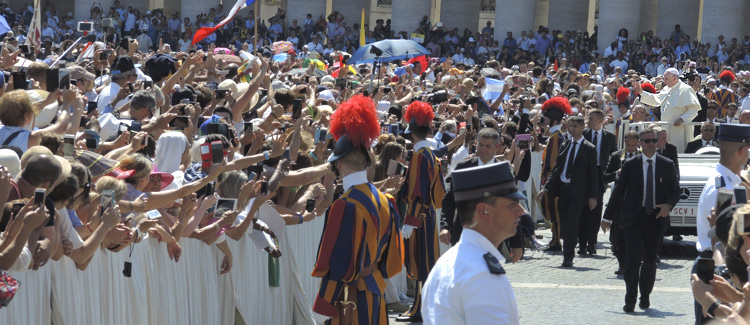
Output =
[
  {"x1": 740, "y1": 110, "x2": 750, "y2": 124},
  {"x1": 21, "y1": 153, "x2": 61, "y2": 186}
]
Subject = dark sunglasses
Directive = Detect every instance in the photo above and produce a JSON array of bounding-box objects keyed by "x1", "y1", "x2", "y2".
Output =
[
  {"x1": 708, "y1": 106, "x2": 718, "y2": 110},
  {"x1": 641, "y1": 139, "x2": 658, "y2": 143}
]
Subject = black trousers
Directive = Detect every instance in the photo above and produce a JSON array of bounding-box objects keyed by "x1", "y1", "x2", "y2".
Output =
[
  {"x1": 610, "y1": 215, "x2": 626, "y2": 266},
  {"x1": 623, "y1": 208, "x2": 661, "y2": 306},
  {"x1": 579, "y1": 192, "x2": 603, "y2": 251},
  {"x1": 557, "y1": 184, "x2": 584, "y2": 260}
]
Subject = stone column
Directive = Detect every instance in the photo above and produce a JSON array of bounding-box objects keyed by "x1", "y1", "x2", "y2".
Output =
[
  {"x1": 392, "y1": 0, "x2": 431, "y2": 36},
  {"x1": 656, "y1": 0, "x2": 699, "y2": 41},
  {"x1": 597, "y1": 0, "x2": 642, "y2": 54},
  {"x1": 439, "y1": 0, "x2": 481, "y2": 33},
  {"x1": 699, "y1": 0, "x2": 745, "y2": 43},
  {"x1": 287, "y1": 0, "x2": 327, "y2": 33},
  {"x1": 547, "y1": 0, "x2": 589, "y2": 32},
  {"x1": 493, "y1": 0, "x2": 535, "y2": 42},
  {"x1": 639, "y1": 0, "x2": 658, "y2": 35},
  {"x1": 181, "y1": 0, "x2": 221, "y2": 29},
  {"x1": 331, "y1": 0, "x2": 368, "y2": 32}
]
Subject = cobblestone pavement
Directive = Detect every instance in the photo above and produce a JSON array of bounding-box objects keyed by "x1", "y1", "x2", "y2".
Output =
[{"x1": 389, "y1": 229, "x2": 697, "y2": 324}]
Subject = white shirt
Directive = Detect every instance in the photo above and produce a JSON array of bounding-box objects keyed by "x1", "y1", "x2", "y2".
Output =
[
  {"x1": 560, "y1": 137, "x2": 583, "y2": 183},
  {"x1": 590, "y1": 128, "x2": 602, "y2": 166},
  {"x1": 96, "y1": 81, "x2": 122, "y2": 113},
  {"x1": 696, "y1": 163, "x2": 741, "y2": 251},
  {"x1": 422, "y1": 228, "x2": 519, "y2": 325},
  {"x1": 641, "y1": 153, "x2": 657, "y2": 207},
  {"x1": 342, "y1": 170, "x2": 368, "y2": 191}
]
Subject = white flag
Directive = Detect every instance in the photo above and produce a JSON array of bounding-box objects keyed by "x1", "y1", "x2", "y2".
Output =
[{"x1": 27, "y1": 0, "x2": 41, "y2": 48}]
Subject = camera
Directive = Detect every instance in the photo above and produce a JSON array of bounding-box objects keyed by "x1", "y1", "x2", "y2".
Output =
[
  {"x1": 123, "y1": 261, "x2": 132, "y2": 277},
  {"x1": 425, "y1": 90, "x2": 448, "y2": 104}
]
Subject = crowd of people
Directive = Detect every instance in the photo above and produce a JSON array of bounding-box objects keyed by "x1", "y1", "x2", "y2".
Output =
[{"x1": 2, "y1": 0, "x2": 750, "y2": 324}]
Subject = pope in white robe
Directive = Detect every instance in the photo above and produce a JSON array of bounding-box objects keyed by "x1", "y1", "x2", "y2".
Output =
[{"x1": 638, "y1": 68, "x2": 700, "y2": 152}]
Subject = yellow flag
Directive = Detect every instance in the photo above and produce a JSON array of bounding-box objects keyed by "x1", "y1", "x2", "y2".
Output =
[{"x1": 360, "y1": 9, "x2": 366, "y2": 47}]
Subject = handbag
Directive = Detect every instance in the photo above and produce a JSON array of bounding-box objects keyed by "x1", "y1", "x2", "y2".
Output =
[{"x1": 0, "y1": 270, "x2": 20, "y2": 308}]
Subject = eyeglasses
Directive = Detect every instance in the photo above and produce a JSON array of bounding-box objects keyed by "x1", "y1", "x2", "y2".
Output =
[
  {"x1": 702, "y1": 129, "x2": 715, "y2": 132},
  {"x1": 708, "y1": 106, "x2": 718, "y2": 109},
  {"x1": 641, "y1": 139, "x2": 658, "y2": 143}
]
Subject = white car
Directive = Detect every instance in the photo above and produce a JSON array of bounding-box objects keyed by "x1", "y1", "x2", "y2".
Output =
[{"x1": 668, "y1": 152, "x2": 719, "y2": 236}]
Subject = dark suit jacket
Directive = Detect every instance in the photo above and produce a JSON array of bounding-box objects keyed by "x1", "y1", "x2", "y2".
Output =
[
  {"x1": 606, "y1": 154, "x2": 680, "y2": 229},
  {"x1": 659, "y1": 143, "x2": 680, "y2": 179},
  {"x1": 544, "y1": 138, "x2": 599, "y2": 204},
  {"x1": 583, "y1": 128, "x2": 617, "y2": 193},
  {"x1": 685, "y1": 138, "x2": 718, "y2": 154},
  {"x1": 441, "y1": 156, "x2": 524, "y2": 246},
  {"x1": 602, "y1": 149, "x2": 640, "y2": 185}
]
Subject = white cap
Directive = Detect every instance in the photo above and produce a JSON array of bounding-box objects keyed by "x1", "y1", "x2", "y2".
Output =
[{"x1": 664, "y1": 68, "x2": 679, "y2": 76}]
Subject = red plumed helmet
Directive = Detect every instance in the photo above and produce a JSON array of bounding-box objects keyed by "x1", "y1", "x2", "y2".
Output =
[
  {"x1": 541, "y1": 97, "x2": 572, "y2": 116},
  {"x1": 641, "y1": 82, "x2": 656, "y2": 94},
  {"x1": 617, "y1": 87, "x2": 631, "y2": 105},
  {"x1": 405, "y1": 101, "x2": 435, "y2": 126},
  {"x1": 329, "y1": 95, "x2": 381, "y2": 148},
  {"x1": 719, "y1": 70, "x2": 736, "y2": 83}
]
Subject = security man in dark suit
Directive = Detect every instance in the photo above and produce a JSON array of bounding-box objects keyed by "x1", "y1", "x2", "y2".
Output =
[
  {"x1": 440, "y1": 128, "x2": 532, "y2": 261},
  {"x1": 580, "y1": 109, "x2": 617, "y2": 255},
  {"x1": 653, "y1": 125, "x2": 681, "y2": 242},
  {"x1": 601, "y1": 128, "x2": 680, "y2": 313},
  {"x1": 537, "y1": 115, "x2": 599, "y2": 267},
  {"x1": 685, "y1": 121, "x2": 718, "y2": 154},
  {"x1": 441, "y1": 128, "x2": 504, "y2": 246},
  {"x1": 602, "y1": 130, "x2": 641, "y2": 275}
]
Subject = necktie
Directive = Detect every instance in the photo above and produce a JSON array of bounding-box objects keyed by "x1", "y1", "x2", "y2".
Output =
[
  {"x1": 645, "y1": 159, "x2": 654, "y2": 214},
  {"x1": 565, "y1": 142, "x2": 577, "y2": 179},
  {"x1": 593, "y1": 131, "x2": 599, "y2": 165}
]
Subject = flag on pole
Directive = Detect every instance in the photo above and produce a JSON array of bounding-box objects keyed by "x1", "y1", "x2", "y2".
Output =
[
  {"x1": 359, "y1": 9, "x2": 365, "y2": 47},
  {"x1": 192, "y1": 0, "x2": 256, "y2": 45},
  {"x1": 76, "y1": 42, "x2": 95, "y2": 63},
  {"x1": 27, "y1": 0, "x2": 42, "y2": 48}
]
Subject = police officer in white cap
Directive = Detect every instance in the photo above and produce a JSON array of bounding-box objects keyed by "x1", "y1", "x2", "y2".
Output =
[{"x1": 422, "y1": 161, "x2": 525, "y2": 324}]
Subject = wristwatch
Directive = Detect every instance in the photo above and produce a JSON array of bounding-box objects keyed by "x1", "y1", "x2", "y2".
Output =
[{"x1": 707, "y1": 300, "x2": 722, "y2": 318}]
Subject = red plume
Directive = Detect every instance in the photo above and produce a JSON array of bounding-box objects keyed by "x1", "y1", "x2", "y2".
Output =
[
  {"x1": 329, "y1": 95, "x2": 380, "y2": 148},
  {"x1": 719, "y1": 70, "x2": 736, "y2": 83},
  {"x1": 405, "y1": 101, "x2": 435, "y2": 126},
  {"x1": 616, "y1": 87, "x2": 630, "y2": 105},
  {"x1": 641, "y1": 82, "x2": 656, "y2": 94},
  {"x1": 541, "y1": 97, "x2": 572, "y2": 115}
]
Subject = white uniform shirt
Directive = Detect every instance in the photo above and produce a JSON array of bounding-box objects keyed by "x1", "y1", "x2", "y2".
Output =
[
  {"x1": 422, "y1": 228, "x2": 520, "y2": 325},
  {"x1": 696, "y1": 163, "x2": 741, "y2": 251}
]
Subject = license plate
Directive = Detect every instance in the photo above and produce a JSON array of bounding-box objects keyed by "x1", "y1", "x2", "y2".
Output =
[{"x1": 671, "y1": 207, "x2": 695, "y2": 216}]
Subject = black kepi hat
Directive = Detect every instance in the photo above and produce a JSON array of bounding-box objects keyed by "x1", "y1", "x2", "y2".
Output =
[{"x1": 452, "y1": 161, "x2": 526, "y2": 202}]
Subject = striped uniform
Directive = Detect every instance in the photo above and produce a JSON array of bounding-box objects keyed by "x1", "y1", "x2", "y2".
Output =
[
  {"x1": 401, "y1": 146, "x2": 446, "y2": 318},
  {"x1": 312, "y1": 183, "x2": 403, "y2": 325},
  {"x1": 708, "y1": 88, "x2": 737, "y2": 119},
  {"x1": 541, "y1": 128, "x2": 566, "y2": 248}
]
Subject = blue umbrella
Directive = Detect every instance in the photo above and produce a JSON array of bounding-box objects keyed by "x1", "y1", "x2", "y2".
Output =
[
  {"x1": 348, "y1": 39, "x2": 431, "y2": 64},
  {"x1": 0, "y1": 16, "x2": 9, "y2": 36}
]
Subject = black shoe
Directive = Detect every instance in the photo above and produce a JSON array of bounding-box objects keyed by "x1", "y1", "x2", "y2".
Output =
[
  {"x1": 396, "y1": 315, "x2": 423, "y2": 322},
  {"x1": 562, "y1": 259, "x2": 574, "y2": 267},
  {"x1": 673, "y1": 235, "x2": 683, "y2": 241},
  {"x1": 587, "y1": 247, "x2": 596, "y2": 255},
  {"x1": 577, "y1": 249, "x2": 586, "y2": 255},
  {"x1": 614, "y1": 266, "x2": 624, "y2": 275},
  {"x1": 623, "y1": 304, "x2": 635, "y2": 313},
  {"x1": 545, "y1": 245, "x2": 562, "y2": 252},
  {"x1": 639, "y1": 297, "x2": 650, "y2": 310}
]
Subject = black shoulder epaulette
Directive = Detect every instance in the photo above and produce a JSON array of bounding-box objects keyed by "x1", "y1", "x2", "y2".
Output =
[{"x1": 483, "y1": 252, "x2": 505, "y2": 275}]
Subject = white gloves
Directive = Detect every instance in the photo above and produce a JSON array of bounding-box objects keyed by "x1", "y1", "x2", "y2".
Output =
[{"x1": 402, "y1": 225, "x2": 415, "y2": 239}]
